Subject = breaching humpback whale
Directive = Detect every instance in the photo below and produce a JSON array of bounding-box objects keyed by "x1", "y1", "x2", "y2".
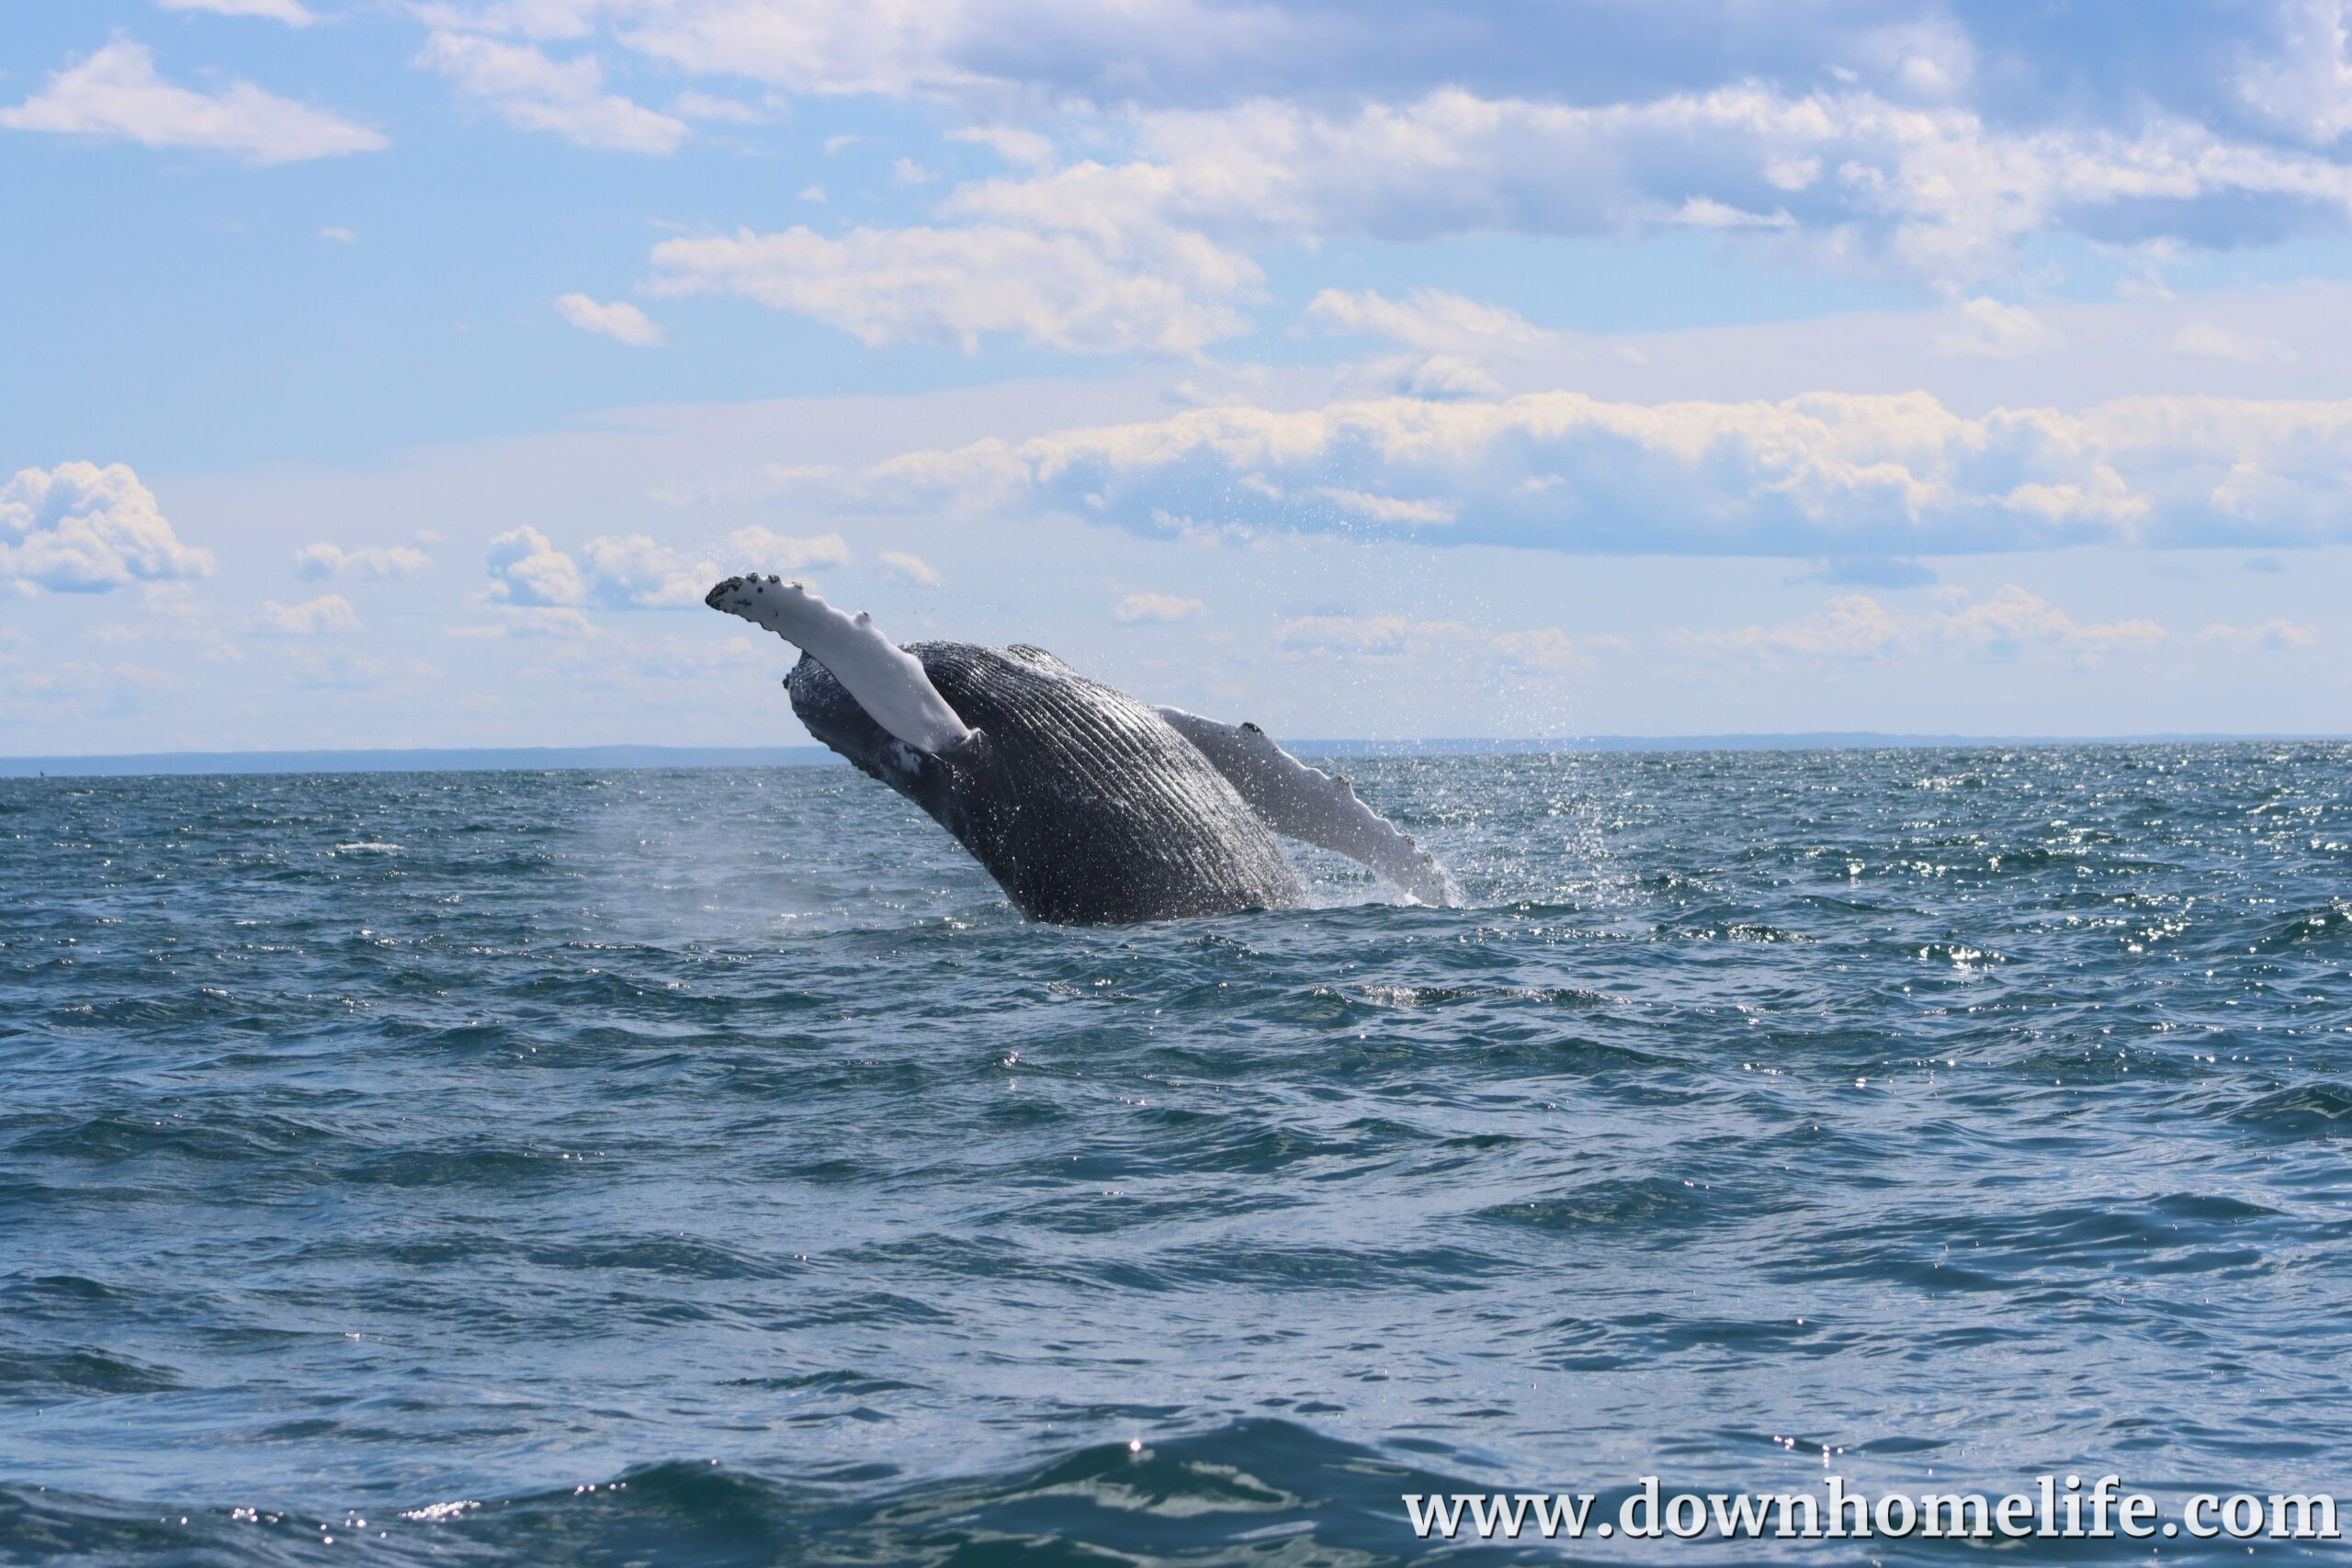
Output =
[{"x1": 705, "y1": 574, "x2": 1457, "y2": 924}]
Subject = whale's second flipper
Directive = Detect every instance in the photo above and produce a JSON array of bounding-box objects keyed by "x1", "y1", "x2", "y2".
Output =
[
  {"x1": 707, "y1": 576, "x2": 974, "y2": 755},
  {"x1": 1154, "y1": 707, "x2": 1459, "y2": 907}
]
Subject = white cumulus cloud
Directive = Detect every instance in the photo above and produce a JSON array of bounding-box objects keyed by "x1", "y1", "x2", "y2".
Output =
[
  {"x1": 649, "y1": 219, "x2": 1257, "y2": 356},
  {"x1": 254, "y1": 594, "x2": 362, "y2": 636},
  {"x1": 1124, "y1": 80, "x2": 2352, "y2": 286},
  {"x1": 879, "y1": 549, "x2": 942, "y2": 584},
  {"x1": 0, "y1": 40, "x2": 386, "y2": 164},
  {"x1": 294, "y1": 542, "x2": 433, "y2": 580},
  {"x1": 403, "y1": 2, "x2": 2352, "y2": 299},
  {"x1": 485, "y1": 525, "x2": 586, "y2": 606},
  {"x1": 579, "y1": 533, "x2": 715, "y2": 607},
  {"x1": 481, "y1": 528, "x2": 854, "y2": 610},
  {"x1": 417, "y1": 30, "x2": 687, "y2": 153},
  {"x1": 949, "y1": 125, "x2": 1055, "y2": 168},
  {"x1": 556, "y1": 292, "x2": 663, "y2": 344},
  {"x1": 893, "y1": 80, "x2": 2352, "y2": 322},
  {"x1": 2235, "y1": 0, "x2": 2352, "y2": 145},
  {"x1": 722, "y1": 527, "x2": 854, "y2": 570},
  {"x1": 575, "y1": 27, "x2": 2352, "y2": 359},
  {"x1": 798, "y1": 388, "x2": 2352, "y2": 557},
  {"x1": 1, "y1": 462, "x2": 215, "y2": 594}
]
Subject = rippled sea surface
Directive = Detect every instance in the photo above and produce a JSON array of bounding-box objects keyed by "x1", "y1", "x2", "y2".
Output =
[{"x1": 5, "y1": 746, "x2": 2351, "y2": 1565}]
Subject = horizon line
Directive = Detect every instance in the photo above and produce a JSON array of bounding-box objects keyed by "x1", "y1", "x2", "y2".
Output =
[{"x1": 3, "y1": 732, "x2": 2346, "y2": 781}]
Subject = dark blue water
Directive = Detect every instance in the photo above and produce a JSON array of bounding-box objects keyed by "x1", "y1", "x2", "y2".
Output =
[{"x1": 4, "y1": 746, "x2": 2349, "y2": 1564}]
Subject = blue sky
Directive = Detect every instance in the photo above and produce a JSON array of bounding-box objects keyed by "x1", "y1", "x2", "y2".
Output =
[{"x1": 5, "y1": 0, "x2": 2350, "y2": 753}]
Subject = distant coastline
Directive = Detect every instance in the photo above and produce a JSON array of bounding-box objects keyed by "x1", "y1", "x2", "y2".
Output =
[{"x1": 2, "y1": 733, "x2": 2343, "y2": 780}]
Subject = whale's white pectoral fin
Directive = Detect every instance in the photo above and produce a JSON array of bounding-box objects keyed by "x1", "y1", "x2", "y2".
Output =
[
  {"x1": 1155, "y1": 707, "x2": 1460, "y2": 907},
  {"x1": 707, "y1": 575, "x2": 972, "y2": 754}
]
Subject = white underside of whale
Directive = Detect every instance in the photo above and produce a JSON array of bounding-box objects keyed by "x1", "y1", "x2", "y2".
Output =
[{"x1": 707, "y1": 576, "x2": 973, "y2": 755}]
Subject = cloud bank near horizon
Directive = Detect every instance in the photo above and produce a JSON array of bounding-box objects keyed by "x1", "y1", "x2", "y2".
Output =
[{"x1": 741, "y1": 389, "x2": 2352, "y2": 558}]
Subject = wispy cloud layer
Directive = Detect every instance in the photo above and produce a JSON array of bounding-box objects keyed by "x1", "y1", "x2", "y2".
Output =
[
  {"x1": 487, "y1": 526, "x2": 854, "y2": 614},
  {"x1": 616, "y1": 73, "x2": 2352, "y2": 353},
  {"x1": 254, "y1": 594, "x2": 363, "y2": 636},
  {"x1": 1696, "y1": 584, "x2": 2315, "y2": 665},
  {"x1": 2172, "y1": 321, "x2": 2300, "y2": 364},
  {"x1": 879, "y1": 549, "x2": 942, "y2": 584},
  {"x1": 295, "y1": 543, "x2": 434, "y2": 581},
  {"x1": 416, "y1": 29, "x2": 685, "y2": 153},
  {"x1": 1306, "y1": 288, "x2": 1556, "y2": 355},
  {"x1": 398, "y1": 0, "x2": 2306, "y2": 136},
  {"x1": 0, "y1": 40, "x2": 385, "y2": 163},
  {"x1": 375, "y1": 3, "x2": 2352, "y2": 364},
  {"x1": 1695, "y1": 586, "x2": 2166, "y2": 664},
  {"x1": 1114, "y1": 591, "x2": 1204, "y2": 623},
  {"x1": 769, "y1": 389, "x2": 2352, "y2": 557},
  {"x1": 649, "y1": 218, "x2": 1257, "y2": 355},
  {"x1": 1112, "y1": 85, "x2": 2352, "y2": 284},
  {"x1": 157, "y1": 0, "x2": 317, "y2": 24},
  {"x1": 1273, "y1": 613, "x2": 1626, "y2": 675}
]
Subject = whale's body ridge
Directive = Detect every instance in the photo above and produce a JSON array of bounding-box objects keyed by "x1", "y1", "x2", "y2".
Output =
[
  {"x1": 791, "y1": 641, "x2": 1302, "y2": 923},
  {"x1": 705, "y1": 574, "x2": 1452, "y2": 924}
]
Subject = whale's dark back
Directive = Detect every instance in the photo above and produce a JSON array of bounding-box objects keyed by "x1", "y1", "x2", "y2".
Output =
[{"x1": 788, "y1": 641, "x2": 1303, "y2": 924}]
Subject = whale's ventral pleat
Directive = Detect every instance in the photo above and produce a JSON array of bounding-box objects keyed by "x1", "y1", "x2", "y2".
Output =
[{"x1": 787, "y1": 641, "x2": 1303, "y2": 924}]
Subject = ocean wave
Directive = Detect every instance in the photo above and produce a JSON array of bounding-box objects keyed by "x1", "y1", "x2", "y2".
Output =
[{"x1": 5, "y1": 748, "x2": 2350, "y2": 1566}]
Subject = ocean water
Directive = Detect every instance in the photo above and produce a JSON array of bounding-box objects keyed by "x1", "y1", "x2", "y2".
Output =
[{"x1": 3, "y1": 745, "x2": 2349, "y2": 1565}]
